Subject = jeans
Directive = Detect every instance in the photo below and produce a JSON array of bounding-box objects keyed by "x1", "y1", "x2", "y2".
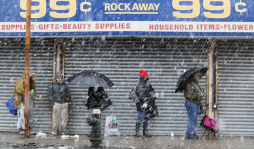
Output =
[
  {"x1": 136, "y1": 109, "x2": 150, "y2": 124},
  {"x1": 185, "y1": 101, "x2": 200, "y2": 138}
]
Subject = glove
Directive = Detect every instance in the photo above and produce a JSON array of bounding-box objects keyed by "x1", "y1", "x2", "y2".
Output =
[
  {"x1": 155, "y1": 92, "x2": 159, "y2": 98},
  {"x1": 142, "y1": 103, "x2": 148, "y2": 109}
]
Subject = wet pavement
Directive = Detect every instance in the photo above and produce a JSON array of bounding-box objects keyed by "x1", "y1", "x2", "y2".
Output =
[{"x1": 0, "y1": 132, "x2": 254, "y2": 149}]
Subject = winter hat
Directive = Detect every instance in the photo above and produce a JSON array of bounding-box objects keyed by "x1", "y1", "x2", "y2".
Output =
[{"x1": 140, "y1": 70, "x2": 148, "y2": 77}]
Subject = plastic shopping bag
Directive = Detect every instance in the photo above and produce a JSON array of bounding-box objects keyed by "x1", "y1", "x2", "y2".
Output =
[
  {"x1": 104, "y1": 116, "x2": 120, "y2": 136},
  {"x1": 17, "y1": 103, "x2": 25, "y2": 129}
]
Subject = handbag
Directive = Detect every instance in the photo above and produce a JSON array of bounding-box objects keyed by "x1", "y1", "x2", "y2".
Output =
[
  {"x1": 129, "y1": 85, "x2": 139, "y2": 103},
  {"x1": 150, "y1": 106, "x2": 159, "y2": 118},
  {"x1": 200, "y1": 115, "x2": 219, "y2": 132},
  {"x1": 6, "y1": 95, "x2": 17, "y2": 115}
]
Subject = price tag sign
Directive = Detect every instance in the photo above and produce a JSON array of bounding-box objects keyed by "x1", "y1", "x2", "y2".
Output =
[{"x1": 0, "y1": 0, "x2": 253, "y2": 37}]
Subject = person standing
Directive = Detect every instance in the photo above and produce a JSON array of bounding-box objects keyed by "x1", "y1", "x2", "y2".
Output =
[
  {"x1": 134, "y1": 70, "x2": 159, "y2": 137},
  {"x1": 48, "y1": 72, "x2": 72, "y2": 135},
  {"x1": 85, "y1": 87, "x2": 108, "y2": 147},
  {"x1": 184, "y1": 72, "x2": 204, "y2": 139},
  {"x1": 14, "y1": 70, "x2": 36, "y2": 135}
]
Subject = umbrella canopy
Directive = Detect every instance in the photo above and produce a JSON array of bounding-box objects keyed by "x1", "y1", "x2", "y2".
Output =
[
  {"x1": 67, "y1": 71, "x2": 115, "y2": 88},
  {"x1": 175, "y1": 67, "x2": 208, "y2": 93}
]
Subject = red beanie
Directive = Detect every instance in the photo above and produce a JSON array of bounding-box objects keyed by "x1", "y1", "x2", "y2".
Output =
[{"x1": 140, "y1": 70, "x2": 148, "y2": 77}]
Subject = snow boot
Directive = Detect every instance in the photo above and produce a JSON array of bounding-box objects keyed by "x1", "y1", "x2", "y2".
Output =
[
  {"x1": 143, "y1": 123, "x2": 152, "y2": 137},
  {"x1": 135, "y1": 123, "x2": 141, "y2": 137}
]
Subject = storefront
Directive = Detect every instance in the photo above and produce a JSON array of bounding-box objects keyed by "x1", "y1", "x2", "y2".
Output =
[{"x1": 0, "y1": 0, "x2": 253, "y2": 136}]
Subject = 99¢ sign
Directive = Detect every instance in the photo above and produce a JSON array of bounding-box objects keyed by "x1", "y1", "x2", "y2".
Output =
[
  {"x1": 20, "y1": 0, "x2": 91, "y2": 18},
  {"x1": 173, "y1": 0, "x2": 246, "y2": 18}
]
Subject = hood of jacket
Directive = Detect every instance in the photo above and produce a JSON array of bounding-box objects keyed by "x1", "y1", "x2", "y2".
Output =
[
  {"x1": 22, "y1": 70, "x2": 36, "y2": 79},
  {"x1": 54, "y1": 72, "x2": 63, "y2": 83}
]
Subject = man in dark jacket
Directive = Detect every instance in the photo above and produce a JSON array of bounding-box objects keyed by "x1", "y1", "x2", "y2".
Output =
[
  {"x1": 184, "y1": 72, "x2": 204, "y2": 139},
  {"x1": 135, "y1": 70, "x2": 159, "y2": 137},
  {"x1": 48, "y1": 72, "x2": 72, "y2": 135}
]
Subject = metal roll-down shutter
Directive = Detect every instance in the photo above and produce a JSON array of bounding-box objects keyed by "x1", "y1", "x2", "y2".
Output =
[
  {"x1": 218, "y1": 39, "x2": 254, "y2": 136},
  {"x1": 0, "y1": 38, "x2": 54, "y2": 132},
  {"x1": 64, "y1": 37, "x2": 208, "y2": 136}
]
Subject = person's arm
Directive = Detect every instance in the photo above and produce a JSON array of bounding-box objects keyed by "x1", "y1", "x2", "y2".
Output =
[
  {"x1": 184, "y1": 83, "x2": 196, "y2": 100},
  {"x1": 47, "y1": 84, "x2": 54, "y2": 106},
  {"x1": 15, "y1": 81, "x2": 25, "y2": 97}
]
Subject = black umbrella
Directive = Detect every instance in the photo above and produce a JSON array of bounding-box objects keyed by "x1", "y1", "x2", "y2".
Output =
[
  {"x1": 175, "y1": 67, "x2": 208, "y2": 93},
  {"x1": 67, "y1": 71, "x2": 115, "y2": 88}
]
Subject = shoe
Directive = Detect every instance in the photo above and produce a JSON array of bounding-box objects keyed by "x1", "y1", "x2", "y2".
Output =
[
  {"x1": 143, "y1": 123, "x2": 152, "y2": 137},
  {"x1": 185, "y1": 136, "x2": 199, "y2": 140},
  {"x1": 29, "y1": 131, "x2": 36, "y2": 135},
  {"x1": 134, "y1": 124, "x2": 141, "y2": 138},
  {"x1": 19, "y1": 131, "x2": 25, "y2": 135}
]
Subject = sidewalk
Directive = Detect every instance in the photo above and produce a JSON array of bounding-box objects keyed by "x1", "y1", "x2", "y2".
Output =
[{"x1": 0, "y1": 132, "x2": 254, "y2": 149}]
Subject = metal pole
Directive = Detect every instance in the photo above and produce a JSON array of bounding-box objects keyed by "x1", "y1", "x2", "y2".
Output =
[
  {"x1": 25, "y1": 0, "x2": 32, "y2": 137},
  {"x1": 206, "y1": 43, "x2": 209, "y2": 116},
  {"x1": 62, "y1": 39, "x2": 66, "y2": 79},
  {"x1": 215, "y1": 42, "x2": 219, "y2": 119},
  {"x1": 206, "y1": 41, "x2": 210, "y2": 137},
  {"x1": 53, "y1": 40, "x2": 57, "y2": 81}
]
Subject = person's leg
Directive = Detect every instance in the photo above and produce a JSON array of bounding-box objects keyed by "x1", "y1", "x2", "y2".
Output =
[
  {"x1": 28, "y1": 96, "x2": 36, "y2": 134},
  {"x1": 185, "y1": 101, "x2": 196, "y2": 138},
  {"x1": 52, "y1": 102, "x2": 60, "y2": 135},
  {"x1": 60, "y1": 102, "x2": 68, "y2": 135},
  {"x1": 28, "y1": 96, "x2": 34, "y2": 130},
  {"x1": 193, "y1": 103, "x2": 200, "y2": 137},
  {"x1": 143, "y1": 112, "x2": 152, "y2": 137},
  {"x1": 135, "y1": 110, "x2": 145, "y2": 137}
]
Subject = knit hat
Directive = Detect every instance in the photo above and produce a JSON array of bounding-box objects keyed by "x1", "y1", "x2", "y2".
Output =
[{"x1": 140, "y1": 70, "x2": 148, "y2": 77}]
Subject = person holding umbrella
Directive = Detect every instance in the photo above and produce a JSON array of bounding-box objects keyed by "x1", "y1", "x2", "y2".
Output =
[
  {"x1": 47, "y1": 72, "x2": 72, "y2": 135},
  {"x1": 134, "y1": 70, "x2": 159, "y2": 138},
  {"x1": 85, "y1": 86, "x2": 109, "y2": 146},
  {"x1": 67, "y1": 70, "x2": 114, "y2": 147},
  {"x1": 175, "y1": 67, "x2": 208, "y2": 139}
]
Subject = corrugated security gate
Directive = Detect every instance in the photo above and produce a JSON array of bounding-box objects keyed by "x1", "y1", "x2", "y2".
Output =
[
  {"x1": 64, "y1": 37, "x2": 208, "y2": 135},
  {"x1": 218, "y1": 39, "x2": 254, "y2": 136},
  {"x1": 0, "y1": 38, "x2": 54, "y2": 132}
]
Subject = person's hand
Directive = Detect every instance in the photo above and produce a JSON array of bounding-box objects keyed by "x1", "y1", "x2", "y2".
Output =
[
  {"x1": 29, "y1": 91, "x2": 33, "y2": 96},
  {"x1": 142, "y1": 103, "x2": 148, "y2": 108},
  {"x1": 155, "y1": 92, "x2": 159, "y2": 98}
]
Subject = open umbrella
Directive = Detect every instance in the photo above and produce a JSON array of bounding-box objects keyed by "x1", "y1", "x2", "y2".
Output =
[
  {"x1": 175, "y1": 67, "x2": 208, "y2": 93},
  {"x1": 67, "y1": 70, "x2": 115, "y2": 88}
]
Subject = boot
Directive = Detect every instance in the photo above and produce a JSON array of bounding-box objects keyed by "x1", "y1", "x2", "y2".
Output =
[
  {"x1": 143, "y1": 123, "x2": 152, "y2": 137},
  {"x1": 135, "y1": 124, "x2": 141, "y2": 137}
]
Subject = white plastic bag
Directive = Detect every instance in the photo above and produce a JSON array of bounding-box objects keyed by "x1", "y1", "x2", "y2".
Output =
[
  {"x1": 17, "y1": 103, "x2": 25, "y2": 129},
  {"x1": 104, "y1": 115, "x2": 120, "y2": 136}
]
